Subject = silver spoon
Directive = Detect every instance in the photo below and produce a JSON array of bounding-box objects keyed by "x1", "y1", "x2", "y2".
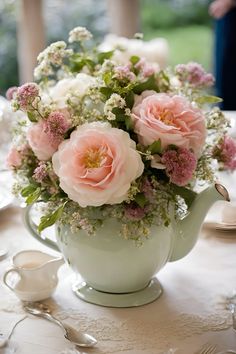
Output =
[{"x1": 23, "y1": 304, "x2": 97, "y2": 348}]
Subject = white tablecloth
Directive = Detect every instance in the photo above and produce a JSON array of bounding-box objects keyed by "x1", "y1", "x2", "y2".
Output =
[
  {"x1": 0, "y1": 204, "x2": 236, "y2": 354},
  {"x1": 0, "y1": 111, "x2": 236, "y2": 354}
]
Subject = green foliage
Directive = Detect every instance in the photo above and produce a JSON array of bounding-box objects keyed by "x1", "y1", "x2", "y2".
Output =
[
  {"x1": 146, "y1": 25, "x2": 213, "y2": 71},
  {"x1": 195, "y1": 95, "x2": 222, "y2": 105},
  {"x1": 133, "y1": 75, "x2": 159, "y2": 94},
  {"x1": 134, "y1": 193, "x2": 148, "y2": 208},
  {"x1": 141, "y1": 0, "x2": 211, "y2": 31},
  {"x1": 38, "y1": 202, "x2": 67, "y2": 233},
  {"x1": 148, "y1": 139, "x2": 162, "y2": 154},
  {"x1": 97, "y1": 50, "x2": 114, "y2": 64}
]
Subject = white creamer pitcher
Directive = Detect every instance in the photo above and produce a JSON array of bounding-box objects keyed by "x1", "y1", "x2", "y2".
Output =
[{"x1": 3, "y1": 250, "x2": 64, "y2": 301}]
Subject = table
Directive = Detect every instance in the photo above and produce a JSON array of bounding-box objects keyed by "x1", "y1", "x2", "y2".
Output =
[
  {"x1": 0, "y1": 204, "x2": 236, "y2": 354},
  {"x1": 0, "y1": 112, "x2": 236, "y2": 354}
]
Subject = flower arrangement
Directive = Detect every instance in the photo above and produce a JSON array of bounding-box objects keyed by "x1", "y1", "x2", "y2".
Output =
[{"x1": 7, "y1": 27, "x2": 236, "y2": 241}]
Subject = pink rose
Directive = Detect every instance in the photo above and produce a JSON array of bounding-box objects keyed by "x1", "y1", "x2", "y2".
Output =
[
  {"x1": 27, "y1": 120, "x2": 61, "y2": 160},
  {"x1": 6, "y1": 147, "x2": 22, "y2": 169},
  {"x1": 131, "y1": 91, "x2": 206, "y2": 155},
  {"x1": 52, "y1": 122, "x2": 144, "y2": 207}
]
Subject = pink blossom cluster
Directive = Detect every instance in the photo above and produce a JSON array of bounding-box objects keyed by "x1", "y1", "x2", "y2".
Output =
[
  {"x1": 33, "y1": 162, "x2": 48, "y2": 183},
  {"x1": 44, "y1": 111, "x2": 71, "y2": 140},
  {"x1": 141, "y1": 178, "x2": 155, "y2": 202},
  {"x1": 212, "y1": 136, "x2": 236, "y2": 171},
  {"x1": 135, "y1": 58, "x2": 157, "y2": 78},
  {"x1": 175, "y1": 62, "x2": 214, "y2": 88},
  {"x1": 6, "y1": 86, "x2": 18, "y2": 101},
  {"x1": 16, "y1": 83, "x2": 39, "y2": 110},
  {"x1": 114, "y1": 65, "x2": 136, "y2": 81},
  {"x1": 161, "y1": 148, "x2": 197, "y2": 186},
  {"x1": 124, "y1": 202, "x2": 147, "y2": 220}
]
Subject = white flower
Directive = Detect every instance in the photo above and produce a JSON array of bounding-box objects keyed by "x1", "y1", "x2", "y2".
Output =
[
  {"x1": 104, "y1": 93, "x2": 126, "y2": 120},
  {"x1": 49, "y1": 73, "x2": 97, "y2": 108},
  {"x1": 68, "y1": 26, "x2": 93, "y2": 43},
  {"x1": 99, "y1": 34, "x2": 169, "y2": 69},
  {"x1": 52, "y1": 122, "x2": 144, "y2": 207}
]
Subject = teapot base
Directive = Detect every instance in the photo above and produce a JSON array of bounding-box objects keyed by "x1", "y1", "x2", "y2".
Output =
[{"x1": 72, "y1": 277, "x2": 163, "y2": 308}]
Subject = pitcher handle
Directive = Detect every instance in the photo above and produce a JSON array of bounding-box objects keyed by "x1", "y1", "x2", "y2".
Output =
[
  {"x1": 23, "y1": 205, "x2": 60, "y2": 252},
  {"x1": 3, "y1": 268, "x2": 21, "y2": 291}
]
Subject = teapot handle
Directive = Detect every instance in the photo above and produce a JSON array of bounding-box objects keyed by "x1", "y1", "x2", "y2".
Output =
[{"x1": 23, "y1": 205, "x2": 60, "y2": 252}]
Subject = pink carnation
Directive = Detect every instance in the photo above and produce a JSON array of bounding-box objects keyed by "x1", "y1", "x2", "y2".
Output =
[
  {"x1": 131, "y1": 91, "x2": 206, "y2": 156},
  {"x1": 161, "y1": 148, "x2": 197, "y2": 186},
  {"x1": 17, "y1": 82, "x2": 39, "y2": 110},
  {"x1": 213, "y1": 136, "x2": 236, "y2": 171},
  {"x1": 6, "y1": 86, "x2": 18, "y2": 101}
]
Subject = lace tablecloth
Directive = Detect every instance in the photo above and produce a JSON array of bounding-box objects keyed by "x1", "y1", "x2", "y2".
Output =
[{"x1": 0, "y1": 204, "x2": 236, "y2": 354}]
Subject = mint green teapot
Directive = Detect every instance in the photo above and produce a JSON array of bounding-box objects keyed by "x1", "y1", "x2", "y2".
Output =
[{"x1": 24, "y1": 183, "x2": 229, "y2": 307}]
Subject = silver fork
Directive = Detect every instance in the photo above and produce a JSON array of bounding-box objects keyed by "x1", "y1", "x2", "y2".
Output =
[{"x1": 195, "y1": 343, "x2": 217, "y2": 354}]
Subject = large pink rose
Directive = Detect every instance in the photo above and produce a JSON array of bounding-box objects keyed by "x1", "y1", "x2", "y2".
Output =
[
  {"x1": 52, "y1": 122, "x2": 144, "y2": 207},
  {"x1": 131, "y1": 91, "x2": 206, "y2": 155},
  {"x1": 27, "y1": 120, "x2": 60, "y2": 160}
]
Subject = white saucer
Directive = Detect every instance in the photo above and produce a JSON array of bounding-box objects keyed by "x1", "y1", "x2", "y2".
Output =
[
  {"x1": 72, "y1": 278, "x2": 163, "y2": 308},
  {"x1": 204, "y1": 221, "x2": 236, "y2": 232}
]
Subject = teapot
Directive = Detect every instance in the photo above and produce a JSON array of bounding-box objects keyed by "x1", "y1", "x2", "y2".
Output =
[
  {"x1": 3, "y1": 250, "x2": 64, "y2": 302},
  {"x1": 23, "y1": 183, "x2": 229, "y2": 307}
]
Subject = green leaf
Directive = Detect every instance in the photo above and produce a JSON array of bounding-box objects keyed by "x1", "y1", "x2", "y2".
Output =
[
  {"x1": 130, "y1": 55, "x2": 140, "y2": 65},
  {"x1": 133, "y1": 75, "x2": 159, "y2": 94},
  {"x1": 97, "y1": 50, "x2": 114, "y2": 64},
  {"x1": 171, "y1": 184, "x2": 197, "y2": 208},
  {"x1": 21, "y1": 184, "x2": 38, "y2": 197},
  {"x1": 25, "y1": 187, "x2": 41, "y2": 205},
  {"x1": 125, "y1": 116, "x2": 133, "y2": 131},
  {"x1": 103, "y1": 71, "x2": 113, "y2": 86},
  {"x1": 99, "y1": 87, "x2": 113, "y2": 99},
  {"x1": 125, "y1": 91, "x2": 135, "y2": 108},
  {"x1": 148, "y1": 139, "x2": 162, "y2": 154},
  {"x1": 27, "y1": 111, "x2": 38, "y2": 122},
  {"x1": 70, "y1": 57, "x2": 95, "y2": 73},
  {"x1": 135, "y1": 193, "x2": 147, "y2": 208},
  {"x1": 195, "y1": 95, "x2": 223, "y2": 105},
  {"x1": 112, "y1": 107, "x2": 126, "y2": 121},
  {"x1": 38, "y1": 202, "x2": 67, "y2": 233}
]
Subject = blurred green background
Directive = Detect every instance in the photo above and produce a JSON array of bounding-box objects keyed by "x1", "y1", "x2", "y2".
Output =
[{"x1": 0, "y1": 0, "x2": 213, "y2": 95}]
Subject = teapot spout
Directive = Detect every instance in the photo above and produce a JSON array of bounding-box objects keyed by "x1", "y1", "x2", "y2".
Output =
[{"x1": 170, "y1": 183, "x2": 230, "y2": 262}]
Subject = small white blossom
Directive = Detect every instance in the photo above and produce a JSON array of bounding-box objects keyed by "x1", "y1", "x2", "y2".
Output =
[
  {"x1": 34, "y1": 60, "x2": 53, "y2": 80},
  {"x1": 34, "y1": 41, "x2": 73, "y2": 79},
  {"x1": 104, "y1": 93, "x2": 126, "y2": 120},
  {"x1": 68, "y1": 26, "x2": 93, "y2": 43}
]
